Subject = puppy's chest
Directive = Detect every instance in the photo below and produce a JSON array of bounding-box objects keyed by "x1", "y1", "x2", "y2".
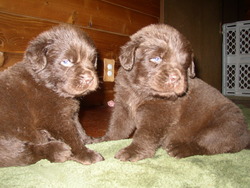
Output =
[
  {"x1": 123, "y1": 92, "x2": 144, "y2": 118},
  {"x1": 126, "y1": 96, "x2": 183, "y2": 126}
]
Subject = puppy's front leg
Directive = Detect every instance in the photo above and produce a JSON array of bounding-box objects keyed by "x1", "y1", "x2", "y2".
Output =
[
  {"x1": 69, "y1": 119, "x2": 104, "y2": 164},
  {"x1": 114, "y1": 126, "x2": 163, "y2": 162},
  {"x1": 50, "y1": 115, "x2": 104, "y2": 164},
  {"x1": 70, "y1": 144, "x2": 104, "y2": 165},
  {"x1": 114, "y1": 104, "x2": 168, "y2": 162}
]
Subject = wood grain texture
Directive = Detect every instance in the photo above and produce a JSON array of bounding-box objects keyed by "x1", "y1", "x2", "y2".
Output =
[
  {"x1": 103, "y1": 0, "x2": 160, "y2": 17},
  {"x1": 0, "y1": 12, "x2": 129, "y2": 59},
  {"x1": 0, "y1": 52, "x2": 23, "y2": 71},
  {"x1": 0, "y1": 0, "x2": 159, "y2": 35},
  {"x1": 0, "y1": 52, "x2": 4, "y2": 67}
]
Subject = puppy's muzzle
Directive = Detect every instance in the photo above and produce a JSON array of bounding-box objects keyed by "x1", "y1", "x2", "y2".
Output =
[
  {"x1": 80, "y1": 72, "x2": 94, "y2": 85},
  {"x1": 165, "y1": 69, "x2": 181, "y2": 87},
  {"x1": 166, "y1": 72, "x2": 180, "y2": 84}
]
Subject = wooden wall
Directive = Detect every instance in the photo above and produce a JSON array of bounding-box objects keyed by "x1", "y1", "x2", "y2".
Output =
[{"x1": 0, "y1": 0, "x2": 160, "y2": 105}]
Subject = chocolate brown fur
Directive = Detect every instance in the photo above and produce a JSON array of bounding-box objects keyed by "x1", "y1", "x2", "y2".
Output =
[
  {"x1": 0, "y1": 24, "x2": 104, "y2": 167},
  {"x1": 97, "y1": 24, "x2": 250, "y2": 162}
]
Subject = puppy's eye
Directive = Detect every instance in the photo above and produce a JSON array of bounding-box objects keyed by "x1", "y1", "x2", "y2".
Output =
[
  {"x1": 60, "y1": 59, "x2": 74, "y2": 67},
  {"x1": 150, "y1": 57, "x2": 162, "y2": 64}
]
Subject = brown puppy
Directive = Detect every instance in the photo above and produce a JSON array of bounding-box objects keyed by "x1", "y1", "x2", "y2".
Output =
[
  {"x1": 0, "y1": 24, "x2": 104, "y2": 167},
  {"x1": 97, "y1": 24, "x2": 250, "y2": 162}
]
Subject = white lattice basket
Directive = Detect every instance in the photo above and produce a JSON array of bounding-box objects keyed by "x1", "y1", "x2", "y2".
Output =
[{"x1": 222, "y1": 21, "x2": 250, "y2": 96}]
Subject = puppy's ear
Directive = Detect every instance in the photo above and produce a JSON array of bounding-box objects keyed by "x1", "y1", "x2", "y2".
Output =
[
  {"x1": 25, "y1": 38, "x2": 54, "y2": 72},
  {"x1": 188, "y1": 61, "x2": 196, "y2": 78},
  {"x1": 119, "y1": 40, "x2": 138, "y2": 70}
]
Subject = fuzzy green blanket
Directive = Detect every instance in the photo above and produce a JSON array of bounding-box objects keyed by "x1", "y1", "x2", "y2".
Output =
[{"x1": 1, "y1": 105, "x2": 250, "y2": 188}]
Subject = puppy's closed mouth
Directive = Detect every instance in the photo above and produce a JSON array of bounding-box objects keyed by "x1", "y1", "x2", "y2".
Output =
[
  {"x1": 62, "y1": 74, "x2": 98, "y2": 97},
  {"x1": 150, "y1": 80, "x2": 187, "y2": 98},
  {"x1": 152, "y1": 88, "x2": 182, "y2": 97},
  {"x1": 75, "y1": 79, "x2": 97, "y2": 93},
  {"x1": 150, "y1": 76, "x2": 186, "y2": 97},
  {"x1": 79, "y1": 73, "x2": 94, "y2": 85}
]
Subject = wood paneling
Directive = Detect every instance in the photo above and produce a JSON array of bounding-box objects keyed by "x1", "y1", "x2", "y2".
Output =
[
  {"x1": 0, "y1": 0, "x2": 158, "y2": 36},
  {"x1": 103, "y1": 0, "x2": 160, "y2": 17},
  {"x1": 0, "y1": 12, "x2": 129, "y2": 57},
  {"x1": 0, "y1": 12, "x2": 55, "y2": 53},
  {"x1": 0, "y1": 52, "x2": 23, "y2": 71}
]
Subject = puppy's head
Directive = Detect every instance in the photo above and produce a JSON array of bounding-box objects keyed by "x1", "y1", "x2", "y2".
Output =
[
  {"x1": 24, "y1": 24, "x2": 98, "y2": 98},
  {"x1": 119, "y1": 24, "x2": 195, "y2": 98}
]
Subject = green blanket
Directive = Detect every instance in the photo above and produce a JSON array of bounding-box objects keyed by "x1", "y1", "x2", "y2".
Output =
[{"x1": 1, "y1": 105, "x2": 250, "y2": 188}]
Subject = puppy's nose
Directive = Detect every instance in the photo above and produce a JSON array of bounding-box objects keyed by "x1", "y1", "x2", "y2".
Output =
[
  {"x1": 167, "y1": 73, "x2": 180, "y2": 84},
  {"x1": 80, "y1": 73, "x2": 94, "y2": 84}
]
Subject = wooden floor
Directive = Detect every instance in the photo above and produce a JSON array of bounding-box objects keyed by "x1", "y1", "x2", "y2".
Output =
[
  {"x1": 79, "y1": 105, "x2": 112, "y2": 138},
  {"x1": 79, "y1": 99, "x2": 250, "y2": 138}
]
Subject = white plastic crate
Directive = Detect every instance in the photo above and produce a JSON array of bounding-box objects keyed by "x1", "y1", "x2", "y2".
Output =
[{"x1": 222, "y1": 20, "x2": 250, "y2": 96}]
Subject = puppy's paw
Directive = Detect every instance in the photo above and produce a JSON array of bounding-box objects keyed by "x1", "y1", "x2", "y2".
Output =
[
  {"x1": 167, "y1": 143, "x2": 204, "y2": 158},
  {"x1": 83, "y1": 136, "x2": 94, "y2": 144},
  {"x1": 115, "y1": 146, "x2": 153, "y2": 162},
  {"x1": 32, "y1": 141, "x2": 72, "y2": 163},
  {"x1": 88, "y1": 137, "x2": 106, "y2": 144},
  {"x1": 71, "y1": 148, "x2": 104, "y2": 165},
  {"x1": 49, "y1": 141, "x2": 72, "y2": 162}
]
